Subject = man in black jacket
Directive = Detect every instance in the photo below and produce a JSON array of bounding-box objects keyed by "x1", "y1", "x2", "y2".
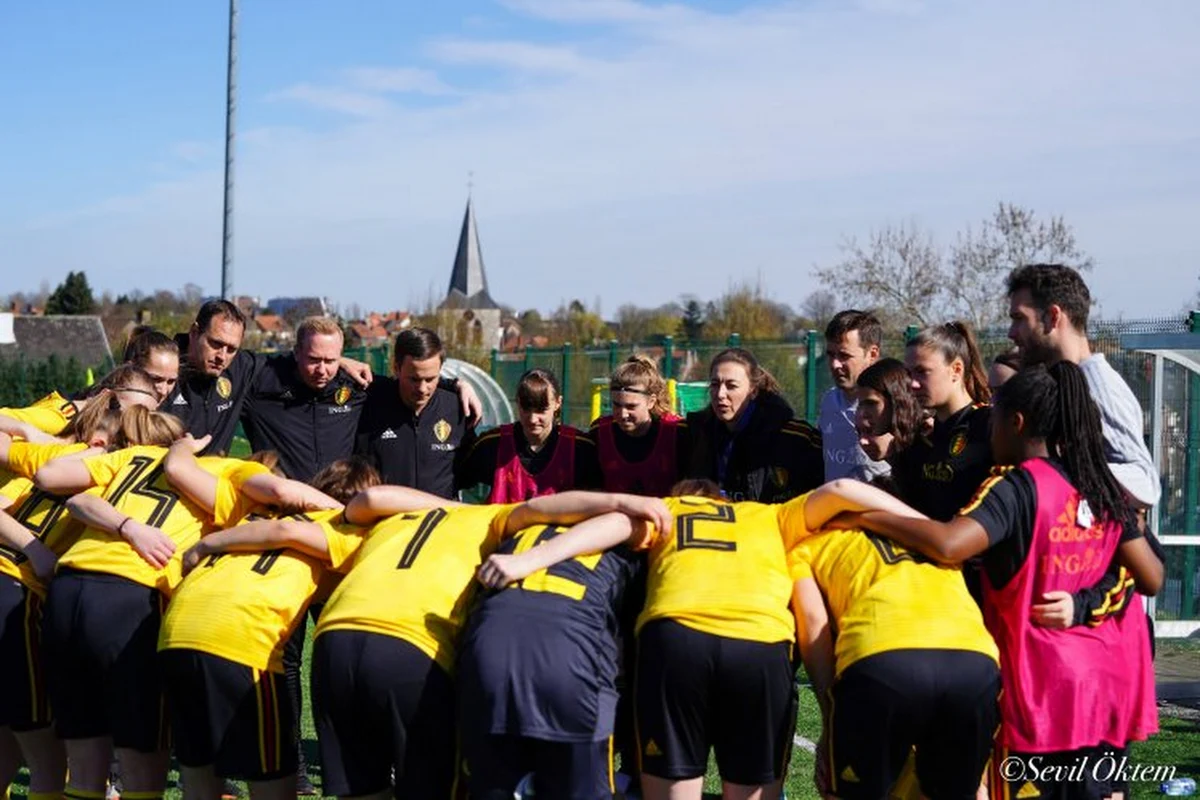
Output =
[{"x1": 355, "y1": 327, "x2": 476, "y2": 498}]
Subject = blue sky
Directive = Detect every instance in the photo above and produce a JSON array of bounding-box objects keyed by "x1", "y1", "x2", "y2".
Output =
[{"x1": 3, "y1": 0, "x2": 1198, "y2": 319}]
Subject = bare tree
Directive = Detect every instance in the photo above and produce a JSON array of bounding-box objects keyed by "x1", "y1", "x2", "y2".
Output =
[
  {"x1": 948, "y1": 203, "x2": 1094, "y2": 331},
  {"x1": 814, "y1": 223, "x2": 946, "y2": 327},
  {"x1": 799, "y1": 290, "x2": 839, "y2": 329}
]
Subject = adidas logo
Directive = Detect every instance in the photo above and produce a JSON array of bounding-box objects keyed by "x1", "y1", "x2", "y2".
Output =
[
  {"x1": 280, "y1": 390, "x2": 293, "y2": 400},
  {"x1": 381, "y1": 429, "x2": 398, "y2": 440},
  {"x1": 644, "y1": 739, "x2": 662, "y2": 757},
  {"x1": 1017, "y1": 781, "x2": 1041, "y2": 799},
  {"x1": 172, "y1": 395, "x2": 189, "y2": 406},
  {"x1": 841, "y1": 765, "x2": 859, "y2": 783}
]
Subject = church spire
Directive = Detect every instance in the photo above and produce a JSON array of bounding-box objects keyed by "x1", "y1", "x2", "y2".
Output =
[{"x1": 444, "y1": 194, "x2": 498, "y2": 310}]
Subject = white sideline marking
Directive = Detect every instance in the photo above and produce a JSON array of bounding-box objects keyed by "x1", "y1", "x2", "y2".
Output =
[{"x1": 793, "y1": 734, "x2": 817, "y2": 753}]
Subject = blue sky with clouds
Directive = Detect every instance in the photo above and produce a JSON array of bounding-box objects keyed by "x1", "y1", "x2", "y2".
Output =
[{"x1": 3, "y1": 0, "x2": 1198, "y2": 318}]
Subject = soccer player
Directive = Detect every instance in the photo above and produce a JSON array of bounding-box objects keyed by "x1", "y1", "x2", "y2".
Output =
[
  {"x1": 188, "y1": 485, "x2": 669, "y2": 800},
  {"x1": 846, "y1": 362, "x2": 1161, "y2": 800},
  {"x1": 0, "y1": 364, "x2": 160, "y2": 440},
  {"x1": 891, "y1": 322, "x2": 993, "y2": 522},
  {"x1": 789, "y1": 510, "x2": 1000, "y2": 799},
  {"x1": 853, "y1": 358, "x2": 925, "y2": 467},
  {"x1": 632, "y1": 477, "x2": 915, "y2": 800},
  {"x1": 684, "y1": 348, "x2": 823, "y2": 503},
  {"x1": 123, "y1": 329, "x2": 181, "y2": 405},
  {"x1": 819, "y1": 309, "x2": 890, "y2": 481},
  {"x1": 31, "y1": 409, "x2": 227, "y2": 800},
  {"x1": 456, "y1": 496, "x2": 652, "y2": 799},
  {"x1": 354, "y1": 327, "x2": 477, "y2": 498},
  {"x1": 584, "y1": 355, "x2": 684, "y2": 497},
  {"x1": 458, "y1": 368, "x2": 600, "y2": 501},
  {"x1": 158, "y1": 454, "x2": 379, "y2": 800},
  {"x1": 0, "y1": 403, "x2": 127, "y2": 800}
]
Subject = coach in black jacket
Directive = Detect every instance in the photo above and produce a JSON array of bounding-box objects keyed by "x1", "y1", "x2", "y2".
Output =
[
  {"x1": 683, "y1": 349, "x2": 824, "y2": 503},
  {"x1": 355, "y1": 327, "x2": 476, "y2": 498}
]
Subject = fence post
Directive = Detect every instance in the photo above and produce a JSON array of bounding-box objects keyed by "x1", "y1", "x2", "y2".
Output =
[
  {"x1": 562, "y1": 343, "x2": 574, "y2": 425},
  {"x1": 489, "y1": 348, "x2": 499, "y2": 380},
  {"x1": 805, "y1": 330, "x2": 820, "y2": 424},
  {"x1": 904, "y1": 324, "x2": 920, "y2": 344},
  {"x1": 662, "y1": 335, "x2": 675, "y2": 379},
  {"x1": 523, "y1": 345, "x2": 532, "y2": 373},
  {"x1": 727, "y1": 332, "x2": 741, "y2": 347},
  {"x1": 608, "y1": 339, "x2": 619, "y2": 374}
]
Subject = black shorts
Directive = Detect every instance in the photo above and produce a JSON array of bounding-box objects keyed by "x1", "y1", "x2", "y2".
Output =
[
  {"x1": 635, "y1": 619, "x2": 796, "y2": 785},
  {"x1": 41, "y1": 569, "x2": 167, "y2": 751},
  {"x1": 160, "y1": 649, "x2": 296, "y2": 781},
  {"x1": 463, "y1": 734, "x2": 614, "y2": 800},
  {"x1": 990, "y1": 742, "x2": 1128, "y2": 800},
  {"x1": 829, "y1": 649, "x2": 1001, "y2": 800},
  {"x1": 0, "y1": 577, "x2": 50, "y2": 731},
  {"x1": 311, "y1": 630, "x2": 456, "y2": 799}
]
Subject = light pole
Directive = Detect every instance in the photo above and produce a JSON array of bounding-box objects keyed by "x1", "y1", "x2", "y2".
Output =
[{"x1": 220, "y1": 0, "x2": 238, "y2": 300}]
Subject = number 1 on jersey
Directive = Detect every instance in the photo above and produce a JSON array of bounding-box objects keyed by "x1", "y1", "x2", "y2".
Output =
[{"x1": 396, "y1": 508, "x2": 448, "y2": 569}]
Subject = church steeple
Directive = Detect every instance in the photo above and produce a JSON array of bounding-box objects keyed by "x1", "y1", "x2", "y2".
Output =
[{"x1": 443, "y1": 196, "x2": 498, "y2": 310}]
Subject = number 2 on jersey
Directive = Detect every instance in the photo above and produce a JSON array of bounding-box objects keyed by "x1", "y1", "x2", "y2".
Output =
[{"x1": 675, "y1": 503, "x2": 738, "y2": 552}]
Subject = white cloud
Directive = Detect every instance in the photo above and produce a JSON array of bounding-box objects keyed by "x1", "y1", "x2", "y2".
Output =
[
  {"x1": 427, "y1": 39, "x2": 597, "y2": 75},
  {"x1": 343, "y1": 67, "x2": 457, "y2": 96},
  {"x1": 10, "y1": 0, "x2": 1200, "y2": 318}
]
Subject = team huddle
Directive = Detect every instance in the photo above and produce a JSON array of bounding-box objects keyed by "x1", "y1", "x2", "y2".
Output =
[{"x1": 0, "y1": 263, "x2": 1166, "y2": 800}]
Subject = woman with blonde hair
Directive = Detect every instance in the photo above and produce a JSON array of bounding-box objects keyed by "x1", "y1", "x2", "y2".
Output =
[
  {"x1": 584, "y1": 354, "x2": 684, "y2": 497},
  {"x1": 31, "y1": 409, "x2": 240, "y2": 800},
  {"x1": 0, "y1": 365, "x2": 160, "y2": 441}
]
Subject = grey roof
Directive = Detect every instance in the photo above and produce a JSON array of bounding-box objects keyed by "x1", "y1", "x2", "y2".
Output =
[
  {"x1": 0, "y1": 315, "x2": 113, "y2": 367},
  {"x1": 443, "y1": 197, "x2": 499, "y2": 310}
]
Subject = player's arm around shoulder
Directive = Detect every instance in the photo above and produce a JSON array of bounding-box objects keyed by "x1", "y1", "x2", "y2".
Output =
[
  {"x1": 183, "y1": 514, "x2": 336, "y2": 575},
  {"x1": 343, "y1": 484, "x2": 463, "y2": 527},
  {"x1": 503, "y1": 490, "x2": 672, "y2": 534}
]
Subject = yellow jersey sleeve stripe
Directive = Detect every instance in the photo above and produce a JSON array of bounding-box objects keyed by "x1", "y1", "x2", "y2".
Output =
[{"x1": 956, "y1": 466, "x2": 1013, "y2": 516}]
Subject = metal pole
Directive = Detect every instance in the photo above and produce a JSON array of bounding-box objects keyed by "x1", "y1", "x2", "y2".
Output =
[
  {"x1": 220, "y1": 0, "x2": 238, "y2": 300},
  {"x1": 805, "y1": 330, "x2": 819, "y2": 424}
]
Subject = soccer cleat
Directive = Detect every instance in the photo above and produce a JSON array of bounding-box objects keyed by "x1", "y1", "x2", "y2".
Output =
[{"x1": 220, "y1": 779, "x2": 241, "y2": 799}]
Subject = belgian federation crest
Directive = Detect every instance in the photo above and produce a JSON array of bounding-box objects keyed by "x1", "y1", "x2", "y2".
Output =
[
  {"x1": 216, "y1": 376, "x2": 232, "y2": 399},
  {"x1": 771, "y1": 466, "x2": 790, "y2": 488},
  {"x1": 433, "y1": 419, "x2": 452, "y2": 443},
  {"x1": 949, "y1": 430, "x2": 968, "y2": 458},
  {"x1": 334, "y1": 386, "x2": 351, "y2": 406}
]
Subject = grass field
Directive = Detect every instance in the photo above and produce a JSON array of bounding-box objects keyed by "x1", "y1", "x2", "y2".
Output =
[{"x1": 9, "y1": 637, "x2": 1199, "y2": 799}]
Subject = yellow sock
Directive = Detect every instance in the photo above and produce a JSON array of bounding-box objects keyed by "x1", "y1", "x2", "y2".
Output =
[{"x1": 30, "y1": 792, "x2": 66, "y2": 800}]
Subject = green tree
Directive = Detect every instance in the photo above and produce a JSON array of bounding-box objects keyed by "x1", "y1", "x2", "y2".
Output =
[
  {"x1": 680, "y1": 298, "x2": 707, "y2": 342},
  {"x1": 704, "y1": 280, "x2": 791, "y2": 340},
  {"x1": 46, "y1": 271, "x2": 97, "y2": 315}
]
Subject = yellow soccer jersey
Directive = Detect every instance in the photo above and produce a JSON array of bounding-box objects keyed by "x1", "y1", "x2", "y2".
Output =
[
  {"x1": 57, "y1": 446, "x2": 222, "y2": 594},
  {"x1": 315, "y1": 503, "x2": 517, "y2": 673},
  {"x1": 790, "y1": 529, "x2": 999, "y2": 678},
  {"x1": 0, "y1": 391, "x2": 77, "y2": 436},
  {"x1": 209, "y1": 460, "x2": 273, "y2": 527},
  {"x1": 160, "y1": 508, "x2": 363, "y2": 672},
  {"x1": 0, "y1": 442, "x2": 90, "y2": 590},
  {"x1": 636, "y1": 495, "x2": 811, "y2": 644}
]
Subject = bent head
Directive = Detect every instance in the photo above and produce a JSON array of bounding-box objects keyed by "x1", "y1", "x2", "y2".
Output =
[
  {"x1": 310, "y1": 457, "x2": 383, "y2": 505},
  {"x1": 294, "y1": 317, "x2": 344, "y2": 392},
  {"x1": 189, "y1": 300, "x2": 246, "y2": 378},
  {"x1": 854, "y1": 357, "x2": 922, "y2": 461},
  {"x1": 516, "y1": 369, "x2": 562, "y2": 445},
  {"x1": 393, "y1": 328, "x2": 444, "y2": 414}
]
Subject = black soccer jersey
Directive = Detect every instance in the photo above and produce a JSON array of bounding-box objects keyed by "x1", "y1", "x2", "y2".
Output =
[
  {"x1": 457, "y1": 524, "x2": 645, "y2": 743},
  {"x1": 892, "y1": 402, "x2": 993, "y2": 521}
]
